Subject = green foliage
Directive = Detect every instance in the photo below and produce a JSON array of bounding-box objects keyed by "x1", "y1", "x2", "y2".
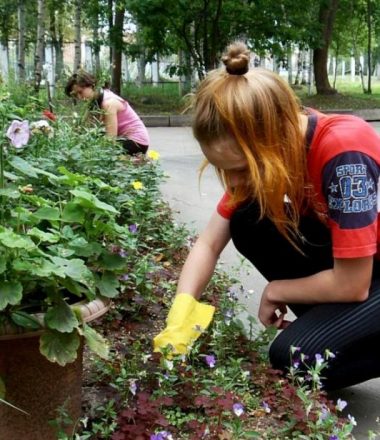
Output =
[{"x1": 0, "y1": 87, "x2": 168, "y2": 369}]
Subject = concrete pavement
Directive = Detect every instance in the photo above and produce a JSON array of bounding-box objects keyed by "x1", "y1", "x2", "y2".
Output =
[{"x1": 148, "y1": 126, "x2": 380, "y2": 439}]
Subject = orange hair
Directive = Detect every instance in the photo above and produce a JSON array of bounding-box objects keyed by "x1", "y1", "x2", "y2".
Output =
[{"x1": 193, "y1": 42, "x2": 310, "y2": 247}]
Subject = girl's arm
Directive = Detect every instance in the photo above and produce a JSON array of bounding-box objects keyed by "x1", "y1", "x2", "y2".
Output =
[
  {"x1": 102, "y1": 99, "x2": 123, "y2": 136},
  {"x1": 259, "y1": 256, "x2": 373, "y2": 327},
  {"x1": 268, "y1": 256, "x2": 373, "y2": 303},
  {"x1": 177, "y1": 210, "x2": 232, "y2": 299}
]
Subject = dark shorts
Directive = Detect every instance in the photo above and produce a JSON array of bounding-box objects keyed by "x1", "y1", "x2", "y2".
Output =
[{"x1": 118, "y1": 138, "x2": 149, "y2": 155}]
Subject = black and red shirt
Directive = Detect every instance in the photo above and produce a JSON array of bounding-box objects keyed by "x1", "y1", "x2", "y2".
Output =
[{"x1": 217, "y1": 114, "x2": 380, "y2": 259}]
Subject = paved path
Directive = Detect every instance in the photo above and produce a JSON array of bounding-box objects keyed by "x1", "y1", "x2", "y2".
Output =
[{"x1": 148, "y1": 125, "x2": 380, "y2": 439}]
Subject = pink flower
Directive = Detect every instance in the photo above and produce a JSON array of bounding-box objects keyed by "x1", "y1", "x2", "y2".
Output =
[{"x1": 6, "y1": 120, "x2": 30, "y2": 148}]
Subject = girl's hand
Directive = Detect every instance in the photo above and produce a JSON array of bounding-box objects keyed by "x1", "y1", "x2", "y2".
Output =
[{"x1": 259, "y1": 282, "x2": 291, "y2": 329}]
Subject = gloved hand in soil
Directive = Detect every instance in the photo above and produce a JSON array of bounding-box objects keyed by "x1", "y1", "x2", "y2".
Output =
[{"x1": 153, "y1": 293, "x2": 215, "y2": 355}]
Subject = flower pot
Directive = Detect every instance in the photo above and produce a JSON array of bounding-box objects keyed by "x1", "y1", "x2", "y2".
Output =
[{"x1": 0, "y1": 298, "x2": 110, "y2": 440}]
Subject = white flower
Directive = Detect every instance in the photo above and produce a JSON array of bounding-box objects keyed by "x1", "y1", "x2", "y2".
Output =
[
  {"x1": 30, "y1": 120, "x2": 54, "y2": 138},
  {"x1": 336, "y1": 398, "x2": 348, "y2": 412}
]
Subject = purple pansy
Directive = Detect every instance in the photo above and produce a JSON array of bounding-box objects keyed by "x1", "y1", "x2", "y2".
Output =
[
  {"x1": 293, "y1": 360, "x2": 300, "y2": 369},
  {"x1": 205, "y1": 354, "x2": 216, "y2": 368},
  {"x1": 150, "y1": 431, "x2": 173, "y2": 440},
  {"x1": 6, "y1": 120, "x2": 30, "y2": 148},
  {"x1": 120, "y1": 274, "x2": 129, "y2": 281},
  {"x1": 315, "y1": 353, "x2": 324, "y2": 367},
  {"x1": 329, "y1": 436, "x2": 338, "y2": 440},
  {"x1": 129, "y1": 380, "x2": 137, "y2": 395},
  {"x1": 232, "y1": 402, "x2": 245, "y2": 417},
  {"x1": 118, "y1": 249, "x2": 128, "y2": 257},
  {"x1": 129, "y1": 224, "x2": 138, "y2": 234}
]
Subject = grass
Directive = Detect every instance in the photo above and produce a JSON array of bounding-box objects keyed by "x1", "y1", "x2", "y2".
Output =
[
  {"x1": 5, "y1": 74, "x2": 380, "y2": 116},
  {"x1": 119, "y1": 77, "x2": 380, "y2": 115},
  {"x1": 121, "y1": 81, "x2": 191, "y2": 115},
  {"x1": 299, "y1": 78, "x2": 380, "y2": 111}
]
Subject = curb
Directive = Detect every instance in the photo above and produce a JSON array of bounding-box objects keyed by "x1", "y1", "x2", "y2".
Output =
[
  {"x1": 142, "y1": 111, "x2": 380, "y2": 127},
  {"x1": 141, "y1": 114, "x2": 192, "y2": 127}
]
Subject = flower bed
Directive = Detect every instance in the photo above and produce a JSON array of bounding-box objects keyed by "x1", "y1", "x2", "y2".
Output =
[{"x1": 0, "y1": 87, "x2": 365, "y2": 439}]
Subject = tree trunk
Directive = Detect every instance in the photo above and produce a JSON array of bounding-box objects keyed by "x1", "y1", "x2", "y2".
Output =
[
  {"x1": 34, "y1": 0, "x2": 45, "y2": 92},
  {"x1": 92, "y1": 0, "x2": 101, "y2": 75},
  {"x1": 313, "y1": 0, "x2": 339, "y2": 95},
  {"x1": 137, "y1": 54, "x2": 146, "y2": 87},
  {"x1": 111, "y1": 1, "x2": 125, "y2": 94},
  {"x1": 108, "y1": 0, "x2": 114, "y2": 67},
  {"x1": 178, "y1": 49, "x2": 192, "y2": 96},
  {"x1": 74, "y1": 0, "x2": 82, "y2": 71},
  {"x1": 49, "y1": 7, "x2": 64, "y2": 81},
  {"x1": 366, "y1": 0, "x2": 372, "y2": 94},
  {"x1": 17, "y1": 0, "x2": 26, "y2": 81}
]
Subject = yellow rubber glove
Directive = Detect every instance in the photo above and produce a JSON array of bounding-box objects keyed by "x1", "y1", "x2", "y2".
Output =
[{"x1": 153, "y1": 293, "x2": 215, "y2": 355}]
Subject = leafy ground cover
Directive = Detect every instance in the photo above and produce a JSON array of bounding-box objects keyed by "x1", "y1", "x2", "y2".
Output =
[{"x1": 0, "y1": 84, "x2": 374, "y2": 440}]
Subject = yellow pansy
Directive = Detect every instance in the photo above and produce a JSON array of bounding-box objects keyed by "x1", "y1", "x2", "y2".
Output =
[
  {"x1": 132, "y1": 181, "x2": 143, "y2": 190},
  {"x1": 147, "y1": 150, "x2": 160, "y2": 161}
]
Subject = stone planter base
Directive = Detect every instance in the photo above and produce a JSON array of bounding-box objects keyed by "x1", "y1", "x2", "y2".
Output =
[{"x1": 0, "y1": 298, "x2": 110, "y2": 440}]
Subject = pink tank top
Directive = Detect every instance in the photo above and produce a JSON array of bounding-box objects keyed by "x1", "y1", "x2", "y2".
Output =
[{"x1": 102, "y1": 89, "x2": 150, "y2": 146}]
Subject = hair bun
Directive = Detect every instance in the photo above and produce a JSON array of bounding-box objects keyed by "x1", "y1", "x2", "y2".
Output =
[{"x1": 222, "y1": 42, "x2": 250, "y2": 75}]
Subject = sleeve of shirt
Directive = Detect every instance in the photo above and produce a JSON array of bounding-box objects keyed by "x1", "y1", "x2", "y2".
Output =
[
  {"x1": 321, "y1": 151, "x2": 379, "y2": 258},
  {"x1": 217, "y1": 192, "x2": 236, "y2": 219}
]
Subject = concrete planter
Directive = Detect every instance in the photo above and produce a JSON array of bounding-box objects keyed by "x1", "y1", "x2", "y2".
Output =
[{"x1": 0, "y1": 298, "x2": 110, "y2": 440}]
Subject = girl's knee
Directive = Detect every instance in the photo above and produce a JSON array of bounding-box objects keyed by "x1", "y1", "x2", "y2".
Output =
[{"x1": 269, "y1": 336, "x2": 293, "y2": 371}]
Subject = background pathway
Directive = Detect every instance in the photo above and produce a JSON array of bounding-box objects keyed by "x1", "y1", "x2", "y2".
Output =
[{"x1": 148, "y1": 125, "x2": 380, "y2": 439}]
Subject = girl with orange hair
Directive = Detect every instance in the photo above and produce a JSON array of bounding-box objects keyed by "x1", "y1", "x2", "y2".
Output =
[{"x1": 154, "y1": 42, "x2": 380, "y2": 390}]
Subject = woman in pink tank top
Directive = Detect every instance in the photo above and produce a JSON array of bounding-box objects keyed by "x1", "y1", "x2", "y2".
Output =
[{"x1": 65, "y1": 71, "x2": 150, "y2": 155}]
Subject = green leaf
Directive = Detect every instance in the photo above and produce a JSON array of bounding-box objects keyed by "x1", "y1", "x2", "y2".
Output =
[
  {"x1": 0, "y1": 256, "x2": 6, "y2": 274},
  {"x1": 81, "y1": 323, "x2": 109, "y2": 359},
  {"x1": 40, "y1": 330, "x2": 80, "y2": 366},
  {"x1": 3, "y1": 170, "x2": 19, "y2": 181},
  {"x1": 49, "y1": 257, "x2": 94, "y2": 285},
  {"x1": 33, "y1": 207, "x2": 60, "y2": 221},
  {"x1": 0, "y1": 281, "x2": 23, "y2": 310},
  {"x1": 61, "y1": 202, "x2": 85, "y2": 223},
  {"x1": 29, "y1": 259, "x2": 66, "y2": 278},
  {"x1": 0, "y1": 229, "x2": 36, "y2": 249},
  {"x1": 70, "y1": 189, "x2": 119, "y2": 214},
  {"x1": 10, "y1": 311, "x2": 42, "y2": 330},
  {"x1": 8, "y1": 156, "x2": 38, "y2": 178},
  {"x1": 0, "y1": 188, "x2": 20, "y2": 199},
  {"x1": 61, "y1": 225, "x2": 75, "y2": 239},
  {"x1": 0, "y1": 376, "x2": 5, "y2": 399},
  {"x1": 70, "y1": 241, "x2": 103, "y2": 258},
  {"x1": 27, "y1": 227, "x2": 60, "y2": 243},
  {"x1": 97, "y1": 272, "x2": 120, "y2": 298},
  {"x1": 100, "y1": 252, "x2": 126, "y2": 270},
  {"x1": 44, "y1": 299, "x2": 79, "y2": 333},
  {"x1": 56, "y1": 167, "x2": 87, "y2": 185}
]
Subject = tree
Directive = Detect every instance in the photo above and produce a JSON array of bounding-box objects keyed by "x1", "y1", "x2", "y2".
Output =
[
  {"x1": 17, "y1": 0, "x2": 26, "y2": 81},
  {"x1": 34, "y1": 0, "x2": 46, "y2": 91},
  {"x1": 47, "y1": 0, "x2": 66, "y2": 80},
  {"x1": 313, "y1": 0, "x2": 340, "y2": 94},
  {"x1": 74, "y1": 0, "x2": 82, "y2": 71},
  {"x1": 111, "y1": 0, "x2": 125, "y2": 93}
]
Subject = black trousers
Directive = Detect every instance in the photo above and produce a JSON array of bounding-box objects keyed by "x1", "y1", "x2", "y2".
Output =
[
  {"x1": 118, "y1": 138, "x2": 148, "y2": 155},
  {"x1": 230, "y1": 201, "x2": 380, "y2": 390}
]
